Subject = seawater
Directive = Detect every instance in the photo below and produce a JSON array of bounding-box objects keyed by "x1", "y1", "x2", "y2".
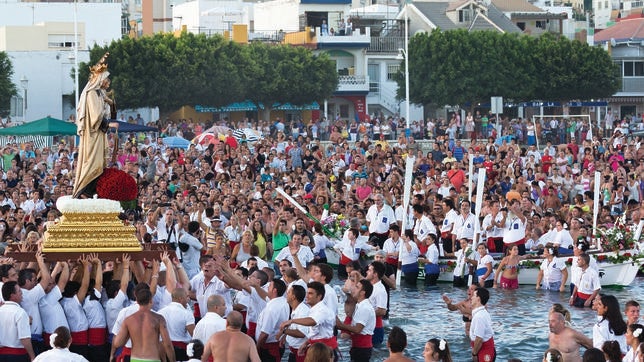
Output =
[{"x1": 331, "y1": 278, "x2": 644, "y2": 361}]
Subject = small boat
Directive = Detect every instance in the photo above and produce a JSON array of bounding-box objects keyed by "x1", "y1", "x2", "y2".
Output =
[
  {"x1": 326, "y1": 248, "x2": 643, "y2": 287},
  {"x1": 436, "y1": 250, "x2": 643, "y2": 287}
]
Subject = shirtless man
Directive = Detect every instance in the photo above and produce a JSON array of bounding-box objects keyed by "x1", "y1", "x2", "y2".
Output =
[
  {"x1": 442, "y1": 284, "x2": 475, "y2": 336},
  {"x1": 383, "y1": 326, "x2": 414, "y2": 362},
  {"x1": 110, "y1": 287, "x2": 175, "y2": 362},
  {"x1": 202, "y1": 311, "x2": 260, "y2": 362},
  {"x1": 548, "y1": 311, "x2": 592, "y2": 362}
]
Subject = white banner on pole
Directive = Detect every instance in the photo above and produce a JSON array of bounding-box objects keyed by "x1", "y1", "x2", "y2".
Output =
[
  {"x1": 397, "y1": 155, "x2": 415, "y2": 287},
  {"x1": 468, "y1": 154, "x2": 474, "y2": 203},
  {"x1": 473, "y1": 168, "x2": 486, "y2": 240},
  {"x1": 593, "y1": 171, "x2": 600, "y2": 249}
]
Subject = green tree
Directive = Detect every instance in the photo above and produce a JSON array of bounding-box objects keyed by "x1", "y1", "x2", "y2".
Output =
[
  {"x1": 531, "y1": 33, "x2": 619, "y2": 100},
  {"x1": 80, "y1": 33, "x2": 337, "y2": 117},
  {"x1": 0, "y1": 52, "x2": 17, "y2": 117},
  {"x1": 243, "y1": 42, "x2": 338, "y2": 118},
  {"x1": 400, "y1": 29, "x2": 619, "y2": 107}
]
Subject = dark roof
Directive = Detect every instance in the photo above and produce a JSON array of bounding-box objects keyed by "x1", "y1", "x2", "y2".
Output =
[
  {"x1": 413, "y1": 2, "x2": 463, "y2": 30},
  {"x1": 413, "y1": 1, "x2": 521, "y2": 33},
  {"x1": 469, "y1": 13, "x2": 503, "y2": 32},
  {"x1": 486, "y1": 3, "x2": 523, "y2": 33}
]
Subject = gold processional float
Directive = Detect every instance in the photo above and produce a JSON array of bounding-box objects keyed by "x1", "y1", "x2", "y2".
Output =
[
  {"x1": 7, "y1": 52, "x2": 171, "y2": 262},
  {"x1": 42, "y1": 196, "x2": 142, "y2": 253}
]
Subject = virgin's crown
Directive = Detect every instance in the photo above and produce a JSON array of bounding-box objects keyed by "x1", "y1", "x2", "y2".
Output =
[{"x1": 89, "y1": 52, "x2": 109, "y2": 75}]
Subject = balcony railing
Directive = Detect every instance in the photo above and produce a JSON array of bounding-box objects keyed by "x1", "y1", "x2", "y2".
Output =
[
  {"x1": 367, "y1": 36, "x2": 405, "y2": 53},
  {"x1": 621, "y1": 77, "x2": 644, "y2": 92},
  {"x1": 337, "y1": 75, "x2": 370, "y2": 93},
  {"x1": 315, "y1": 27, "x2": 371, "y2": 46}
]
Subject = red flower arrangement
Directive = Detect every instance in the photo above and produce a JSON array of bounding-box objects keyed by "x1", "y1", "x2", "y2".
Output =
[
  {"x1": 439, "y1": 260, "x2": 457, "y2": 272},
  {"x1": 96, "y1": 168, "x2": 138, "y2": 208},
  {"x1": 597, "y1": 255, "x2": 607, "y2": 262}
]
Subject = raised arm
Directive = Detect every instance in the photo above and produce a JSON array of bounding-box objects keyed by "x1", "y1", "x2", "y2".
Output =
[
  {"x1": 89, "y1": 253, "x2": 103, "y2": 295},
  {"x1": 273, "y1": 216, "x2": 282, "y2": 237},
  {"x1": 172, "y1": 257, "x2": 190, "y2": 290},
  {"x1": 290, "y1": 248, "x2": 310, "y2": 282},
  {"x1": 162, "y1": 251, "x2": 177, "y2": 294},
  {"x1": 119, "y1": 254, "x2": 131, "y2": 294},
  {"x1": 131, "y1": 259, "x2": 147, "y2": 285},
  {"x1": 55, "y1": 261, "x2": 70, "y2": 292},
  {"x1": 213, "y1": 256, "x2": 251, "y2": 293},
  {"x1": 149, "y1": 259, "x2": 160, "y2": 296},
  {"x1": 35, "y1": 250, "x2": 51, "y2": 292},
  {"x1": 76, "y1": 255, "x2": 91, "y2": 303}
]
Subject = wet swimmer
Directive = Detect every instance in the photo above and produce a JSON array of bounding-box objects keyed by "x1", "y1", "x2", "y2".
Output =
[
  {"x1": 202, "y1": 311, "x2": 260, "y2": 362},
  {"x1": 548, "y1": 309, "x2": 592, "y2": 362},
  {"x1": 442, "y1": 284, "x2": 475, "y2": 336},
  {"x1": 492, "y1": 244, "x2": 521, "y2": 289}
]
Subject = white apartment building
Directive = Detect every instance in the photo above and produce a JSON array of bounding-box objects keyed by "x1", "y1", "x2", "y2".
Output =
[{"x1": 0, "y1": 2, "x2": 121, "y2": 122}]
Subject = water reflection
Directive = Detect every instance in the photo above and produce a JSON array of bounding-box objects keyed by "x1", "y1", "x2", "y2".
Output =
[{"x1": 334, "y1": 278, "x2": 644, "y2": 361}]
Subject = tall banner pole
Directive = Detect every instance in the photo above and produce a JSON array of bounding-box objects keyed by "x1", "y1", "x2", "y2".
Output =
[
  {"x1": 468, "y1": 154, "x2": 474, "y2": 202},
  {"x1": 593, "y1": 171, "x2": 601, "y2": 249},
  {"x1": 468, "y1": 168, "x2": 486, "y2": 286},
  {"x1": 473, "y1": 168, "x2": 486, "y2": 241},
  {"x1": 397, "y1": 155, "x2": 415, "y2": 287}
]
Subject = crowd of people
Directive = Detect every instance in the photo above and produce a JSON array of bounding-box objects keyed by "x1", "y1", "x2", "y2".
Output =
[{"x1": 0, "y1": 103, "x2": 643, "y2": 361}]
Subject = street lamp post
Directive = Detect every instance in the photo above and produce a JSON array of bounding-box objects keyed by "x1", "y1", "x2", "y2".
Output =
[
  {"x1": 20, "y1": 75, "x2": 28, "y2": 123},
  {"x1": 396, "y1": 3, "x2": 410, "y2": 137}
]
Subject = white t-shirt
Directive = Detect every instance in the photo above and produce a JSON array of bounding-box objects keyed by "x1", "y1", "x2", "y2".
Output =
[
  {"x1": 540, "y1": 257, "x2": 567, "y2": 285},
  {"x1": 286, "y1": 302, "x2": 310, "y2": 349},
  {"x1": 352, "y1": 299, "x2": 376, "y2": 336},
  {"x1": 307, "y1": 302, "x2": 335, "y2": 340}
]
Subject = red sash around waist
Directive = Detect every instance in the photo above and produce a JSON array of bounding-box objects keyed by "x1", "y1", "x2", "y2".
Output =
[
  {"x1": 247, "y1": 321, "x2": 257, "y2": 340},
  {"x1": 340, "y1": 254, "x2": 354, "y2": 265},
  {"x1": 289, "y1": 347, "x2": 306, "y2": 362},
  {"x1": 0, "y1": 347, "x2": 27, "y2": 355},
  {"x1": 70, "y1": 330, "x2": 88, "y2": 345},
  {"x1": 385, "y1": 257, "x2": 398, "y2": 266},
  {"x1": 172, "y1": 341, "x2": 188, "y2": 349},
  {"x1": 116, "y1": 346, "x2": 131, "y2": 362},
  {"x1": 88, "y1": 327, "x2": 107, "y2": 346},
  {"x1": 193, "y1": 302, "x2": 201, "y2": 319},
  {"x1": 375, "y1": 316, "x2": 383, "y2": 328},
  {"x1": 310, "y1": 336, "x2": 338, "y2": 349},
  {"x1": 351, "y1": 333, "x2": 373, "y2": 348},
  {"x1": 505, "y1": 238, "x2": 526, "y2": 245},
  {"x1": 577, "y1": 291, "x2": 592, "y2": 299},
  {"x1": 471, "y1": 336, "x2": 495, "y2": 360},
  {"x1": 261, "y1": 342, "x2": 282, "y2": 360}
]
